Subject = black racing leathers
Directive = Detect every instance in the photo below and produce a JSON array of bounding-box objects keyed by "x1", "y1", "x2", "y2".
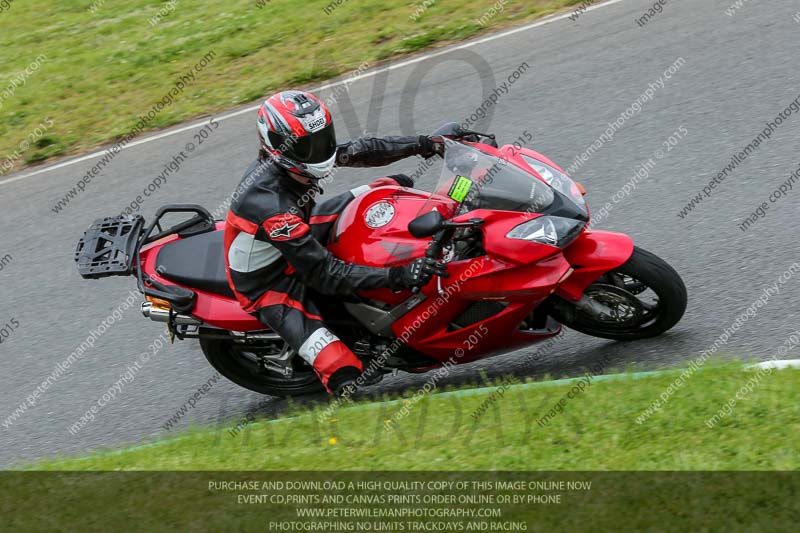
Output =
[{"x1": 223, "y1": 135, "x2": 434, "y2": 313}]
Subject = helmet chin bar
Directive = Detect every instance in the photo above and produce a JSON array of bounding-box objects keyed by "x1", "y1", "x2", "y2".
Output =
[
  {"x1": 263, "y1": 150, "x2": 334, "y2": 181},
  {"x1": 301, "y1": 153, "x2": 337, "y2": 180}
]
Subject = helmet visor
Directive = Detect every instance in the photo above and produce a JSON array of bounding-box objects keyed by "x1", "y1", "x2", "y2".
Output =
[{"x1": 271, "y1": 123, "x2": 337, "y2": 164}]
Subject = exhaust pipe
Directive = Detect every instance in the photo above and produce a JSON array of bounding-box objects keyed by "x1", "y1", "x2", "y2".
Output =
[
  {"x1": 230, "y1": 331, "x2": 282, "y2": 341},
  {"x1": 141, "y1": 302, "x2": 202, "y2": 326}
]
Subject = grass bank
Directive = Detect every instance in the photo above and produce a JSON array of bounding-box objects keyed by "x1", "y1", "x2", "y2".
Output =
[
  {"x1": 33, "y1": 363, "x2": 800, "y2": 470},
  {"x1": 0, "y1": 0, "x2": 583, "y2": 174}
]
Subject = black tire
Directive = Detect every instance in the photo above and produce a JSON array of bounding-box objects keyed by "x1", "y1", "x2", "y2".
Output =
[
  {"x1": 551, "y1": 247, "x2": 687, "y2": 341},
  {"x1": 200, "y1": 337, "x2": 325, "y2": 397}
]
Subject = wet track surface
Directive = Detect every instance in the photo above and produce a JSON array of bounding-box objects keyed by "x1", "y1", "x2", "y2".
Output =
[{"x1": 1, "y1": 0, "x2": 799, "y2": 466}]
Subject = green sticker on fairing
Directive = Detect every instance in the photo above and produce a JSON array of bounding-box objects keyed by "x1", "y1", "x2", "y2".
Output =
[{"x1": 448, "y1": 175, "x2": 473, "y2": 202}]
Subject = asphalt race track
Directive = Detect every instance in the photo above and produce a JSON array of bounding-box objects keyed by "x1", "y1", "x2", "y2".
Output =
[{"x1": 2, "y1": 0, "x2": 799, "y2": 466}]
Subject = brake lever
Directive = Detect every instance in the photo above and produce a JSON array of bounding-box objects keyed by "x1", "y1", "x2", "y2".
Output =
[
  {"x1": 410, "y1": 219, "x2": 482, "y2": 294},
  {"x1": 412, "y1": 231, "x2": 445, "y2": 294},
  {"x1": 411, "y1": 273, "x2": 445, "y2": 295}
]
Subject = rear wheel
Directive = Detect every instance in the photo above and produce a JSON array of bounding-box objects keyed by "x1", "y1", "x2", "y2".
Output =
[
  {"x1": 549, "y1": 247, "x2": 687, "y2": 341},
  {"x1": 200, "y1": 337, "x2": 325, "y2": 397}
]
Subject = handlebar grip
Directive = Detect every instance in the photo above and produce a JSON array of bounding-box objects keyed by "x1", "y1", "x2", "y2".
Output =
[{"x1": 426, "y1": 238, "x2": 443, "y2": 259}]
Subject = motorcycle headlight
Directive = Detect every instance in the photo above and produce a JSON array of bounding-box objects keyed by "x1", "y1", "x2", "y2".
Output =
[
  {"x1": 506, "y1": 216, "x2": 585, "y2": 248},
  {"x1": 522, "y1": 155, "x2": 586, "y2": 207}
]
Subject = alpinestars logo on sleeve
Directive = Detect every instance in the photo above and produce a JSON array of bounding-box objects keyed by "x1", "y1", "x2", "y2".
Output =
[
  {"x1": 263, "y1": 214, "x2": 309, "y2": 241},
  {"x1": 269, "y1": 221, "x2": 301, "y2": 239}
]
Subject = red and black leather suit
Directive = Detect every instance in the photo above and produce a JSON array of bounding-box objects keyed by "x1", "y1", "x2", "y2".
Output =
[{"x1": 223, "y1": 136, "x2": 436, "y2": 392}]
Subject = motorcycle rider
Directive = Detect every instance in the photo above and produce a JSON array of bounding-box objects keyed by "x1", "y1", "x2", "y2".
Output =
[{"x1": 224, "y1": 90, "x2": 448, "y2": 395}]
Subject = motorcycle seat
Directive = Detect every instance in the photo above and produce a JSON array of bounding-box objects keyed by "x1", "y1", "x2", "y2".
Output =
[{"x1": 155, "y1": 230, "x2": 235, "y2": 298}]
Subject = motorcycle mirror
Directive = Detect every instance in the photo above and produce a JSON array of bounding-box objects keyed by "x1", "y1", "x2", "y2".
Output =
[
  {"x1": 408, "y1": 210, "x2": 445, "y2": 238},
  {"x1": 431, "y1": 122, "x2": 464, "y2": 138}
]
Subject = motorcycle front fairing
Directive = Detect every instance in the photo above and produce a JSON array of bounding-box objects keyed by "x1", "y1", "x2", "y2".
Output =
[
  {"x1": 483, "y1": 142, "x2": 634, "y2": 303},
  {"x1": 508, "y1": 146, "x2": 634, "y2": 301}
]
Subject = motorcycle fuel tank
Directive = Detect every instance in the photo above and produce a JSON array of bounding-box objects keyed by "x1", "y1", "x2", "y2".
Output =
[{"x1": 327, "y1": 186, "x2": 456, "y2": 268}]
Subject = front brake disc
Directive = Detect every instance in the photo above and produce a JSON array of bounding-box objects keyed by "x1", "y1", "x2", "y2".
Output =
[{"x1": 578, "y1": 284, "x2": 647, "y2": 327}]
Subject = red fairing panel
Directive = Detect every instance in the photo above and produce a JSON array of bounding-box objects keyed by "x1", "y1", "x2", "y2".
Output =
[
  {"x1": 451, "y1": 209, "x2": 564, "y2": 266},
  {"x1": 556, "y1": 230, "x2": 635, "y2": 301},
  {"x1": 386, "y1": 252, "x2": 568, "y2": 364},
  {"x1": 189, "y1": 288, "x2": 264, "y2": 331},
  {"x1": 403, "y1": 306, "x2": 560, "y2": 364}
]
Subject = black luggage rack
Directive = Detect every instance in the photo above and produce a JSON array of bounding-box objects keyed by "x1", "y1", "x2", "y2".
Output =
[{"x1": 75, "y1": 204, "x2": 217, "y2": 313}]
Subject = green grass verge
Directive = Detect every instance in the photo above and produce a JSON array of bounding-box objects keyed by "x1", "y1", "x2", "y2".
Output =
[
  {"x1": 0, "y1": 0, "x2": 583, "y2": 173},
  {"x1": 32, "y1": 363, "x2": 800, "y2": 471}
]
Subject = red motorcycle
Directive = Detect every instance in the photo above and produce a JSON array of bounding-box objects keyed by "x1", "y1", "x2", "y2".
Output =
[{"x1": 75, "y1": 124, "x2": 686, "y2": 397}]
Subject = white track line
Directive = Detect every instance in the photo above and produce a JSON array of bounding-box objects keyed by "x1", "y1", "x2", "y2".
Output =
[
  {"x1": 747, "y1": 359, "x2": 800, "y2": 370},
  {"x1": 0, "y1": 0, "x2": 626, "y2": 188}
]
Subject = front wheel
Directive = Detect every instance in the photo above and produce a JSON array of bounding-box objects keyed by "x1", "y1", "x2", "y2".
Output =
[
  {"x1": 549, "y1": 247, "x2": 687, "y2": 341},
  {"x1": 200, "y1": 337, "x2": 325, "y2": 397}
]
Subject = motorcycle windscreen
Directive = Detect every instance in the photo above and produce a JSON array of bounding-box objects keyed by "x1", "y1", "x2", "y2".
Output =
[
  {"x1": 406, "y1": 138, "x2": 555, "y2": 220},
  {"x1": 434, "y1": 139, "x2": 554, "y2": 213},
  {"x1": 383, "y1": 140, "x2": 560, "y2": 266}
]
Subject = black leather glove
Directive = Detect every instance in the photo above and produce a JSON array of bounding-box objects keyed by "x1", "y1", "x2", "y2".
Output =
[
  {"x1": 389, "y1": 257, "x2": 449, "y2": 290},
  {"x1": 419, "y1": 136, "x2": 445, "y2": 158},
  {"x1": 387, "y1": 174, "x2": 414, "y2": 188}
]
